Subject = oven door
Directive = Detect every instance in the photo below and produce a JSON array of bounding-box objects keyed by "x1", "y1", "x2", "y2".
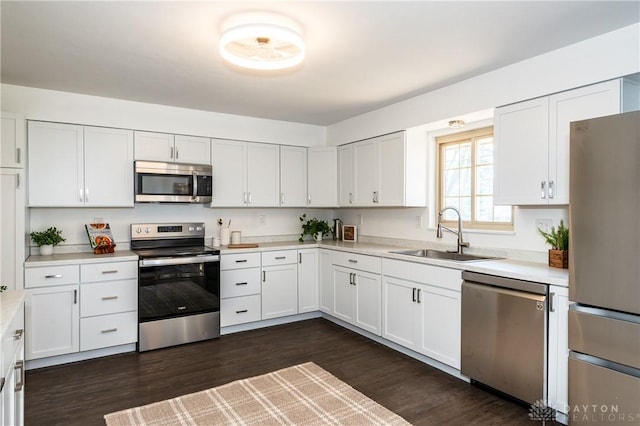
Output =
[{"x1": 138, "y1": 255, "x2": 220, "y2": 323}]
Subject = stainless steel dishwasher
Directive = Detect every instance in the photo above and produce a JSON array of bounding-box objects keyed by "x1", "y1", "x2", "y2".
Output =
[{"x1": 461, "y1": 271, "x2": 548, "y2": 405}]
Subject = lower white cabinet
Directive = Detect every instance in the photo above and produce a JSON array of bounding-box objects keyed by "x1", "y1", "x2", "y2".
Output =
[
  {"x1": 262, "y1": 251, "x2": 298, "y2": 319},
  {"x1": 547, "y1": 285, "x2": 569, "y2": 415},
  {"x1": 331, "y1": 253, "x2": 382, "y2": 336},
  {"x1": 220, "y1": 295, "x2": 261, "y2": 326},
  {"x1": 297, "y1": 249, "x2": 319, "y2": 313},
  {"x1": 24, "y1": 259, "x2": 138, "y2": 361},
  {"x1": 1, "y1": 300, "x2": 25, "y2": 426},
  {"x1": 25, "y1": 285, "x2": 80, "y2": 360},
  {"x1": 382, "y1": 259, "x2": 462, "y2": 368}
]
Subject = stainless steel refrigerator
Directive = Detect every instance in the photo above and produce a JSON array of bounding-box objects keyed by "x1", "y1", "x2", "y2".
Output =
[{"x1": 569, "y1": 110, "x2": 640, "y2": 424}]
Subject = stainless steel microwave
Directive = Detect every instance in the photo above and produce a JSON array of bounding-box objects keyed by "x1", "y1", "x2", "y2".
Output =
[{"x1": 134, "y1": 161, "x2": 213, "y2": 204}]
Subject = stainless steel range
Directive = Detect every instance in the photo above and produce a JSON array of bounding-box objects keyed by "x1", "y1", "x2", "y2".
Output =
[{"x1": 131, "y1": 223, "x2": 220, "y2": 352}]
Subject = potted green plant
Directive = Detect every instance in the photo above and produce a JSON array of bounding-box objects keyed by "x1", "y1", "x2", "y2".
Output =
[
  {"x1": 30, "y1": 226, "x2": 66, "y2": 256},
  {"x1": 537, "y1": 219, "x2": 569, "y2": 268},
  {"x1": 299, "y1": 214, "x2": 332, "y2": 242}
]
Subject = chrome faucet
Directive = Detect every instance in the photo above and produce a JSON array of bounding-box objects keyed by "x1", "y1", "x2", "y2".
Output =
[{"x1": 437, "y1": 207, "x2": 469, "y2": 254}]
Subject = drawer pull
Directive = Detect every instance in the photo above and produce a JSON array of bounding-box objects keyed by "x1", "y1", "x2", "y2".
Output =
[
  {"x1": 101, "y1": 328, "x2": 118, "y2": 334},
  {"x1": 235, "y1": 282, "x2": 248, "y2": 286},
  {"x1": 45, "y1": 274, "x2": 63, "y2": 279},
  {"x1": 0, "y1": 377, "x2": 4, "y2": 393},
  {"x1": 14, "y1": 361, "x2": 24, "y2": 392},
  {"x1": 101, "y1": 296, "x2": 118, "y2": 300},
  {"x1": 275, "y1": 256, "x2": 286, "y2": 260},
  {"x1": 348, "y1": 259, "x2": 358, "y2": 263},
  {"x1": 235, "y1": 259, "x2": 248, "y2": 263},
  {"x1": 236, "y1": 309, "x2": 248, "y2": 314},
  {"x1": 13, "y1": 329, "x2": 24, "y2": 341},
  {"x1": 101, "y1": 270, "x2": 118, "y2": 274}
]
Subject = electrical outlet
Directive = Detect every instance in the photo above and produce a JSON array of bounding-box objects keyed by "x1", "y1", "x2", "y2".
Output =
[
  {"x1": 535, "y1": 219, "x2": 553, "y2": 233},
  {"x1": 357, "y1": 214, "x2": 363, "y2": 226},
  {"x1": 259, "y1": 215, "x2": 266, "y2": 225},
  {"x1": 416, "y1": 215, "x2": 423, "y2": 229}
]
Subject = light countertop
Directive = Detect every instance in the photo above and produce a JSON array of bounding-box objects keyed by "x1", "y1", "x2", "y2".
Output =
[
  {"x1": 25, "y1": 250, "x2": 138, "y2": 267},
  {"x1": 1, "y1": 290, "x2": 24, "y2": 337}
]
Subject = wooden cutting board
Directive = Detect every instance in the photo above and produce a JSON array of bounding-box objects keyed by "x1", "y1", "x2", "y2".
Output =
[{"x1": 227, "y1": 243, "x2": 259, "y2": 249}]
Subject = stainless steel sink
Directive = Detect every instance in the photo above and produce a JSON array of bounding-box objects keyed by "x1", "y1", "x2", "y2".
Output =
[{"x1": 390, "y1": 249, "x2": 498, "y2": 262}]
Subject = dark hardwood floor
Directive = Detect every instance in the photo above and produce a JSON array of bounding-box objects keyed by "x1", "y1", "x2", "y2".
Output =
[{"x1": 26, "y1": 318, "x2": 551, "y2": 425}]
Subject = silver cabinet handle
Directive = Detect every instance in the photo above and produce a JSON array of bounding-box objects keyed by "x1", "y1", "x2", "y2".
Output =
[
  {"x1": 0, "y1": 377, "x2": 4, "y2": 393},
  {"x1": 243, "y1": 192, "x2": 248, "y2": 204},
  {"x1": 549, "y1": 292, "x2": 555, "y2": 312},
  {"x1": 348, "y1": 259, "x2": 358, "y2": 263},
  {"x1": 235, "y1": 259, "x2": 248, "y2": 263},
  {"x1": 262, "y1": 271, "x2": 266, "y2": 282},
  {"x1": 349, "y1": 273, "x2": 353, "y2": 285},
  {"x1": 85, "y1": 188, "x2": 89, "y2": 202},
  {"x1": 349, "y1": 192, "x2": 353, "y2": 204},
  {"x1": 540, "y1": 181, "x2": 546, "y2": 199},
  {"x1": 101, "y1": 328, "x2": 118, "y2": 333},
  {"x1": 170, "y1": 146, "x2": 174, "y2": 159},
  {"x1": 14, "y1": 361, "x2": 24, "y2": 392},
  {"x1": 299, "y1": 253, "x2": 302, "y2": 264},
  {"x1": 13, "y1": 329, "x2": 24, "y2": 340},
  {"x1": 79, "y1": 188, "x2": 84, "y2": 202},
  {"x1": 275, "y1": 256, "x2": 286, "y2": 260},
  {"x1": 16, "y1": 147, "x2": 21, "y2": 164},
  {"x1": 74, "y1": 289, "x2": 78, "y2": 304},
  {"x1": 280, "y1": 193, "x2": 285, "y2": 205},
  {"x1": 101, "y1": 296, "x2": 118, "y2": 300},
  {"x1": 16, "y1": 172, "x2": 21, "y2": 189},
  {"x1": 412, "y1": 288, "x2": 416, "y2": 302},
  {"x1": 248, "y1": 192, "x2": 252, "y2": 204},
  {"x1": 307, "y1": 194, "x2": 311, "y2": 204},
  {"x1": 373, "y1": 191, "x2": 379, "y2": 203},
  {"x1": 236, "y1": 309, "x2": 248, "y2": 314},
  {"x1": 416, "y1": 289, "x2": 421, "y2": 303},
  {"x1": 548, "y1": 180, "x2": 554, "y2": 199},
  {"x1": 101, "y1": 270, "x2": 118, "y2": 274},
  {"x1": 352, "y1": 273, "x2": 357, "y2": 286},
  {"x1": 45, "y1": 274, "x2": 63, "y2": 278},
  {"x1": 235, "y1": 282, "x2": 248, "y2": 286},
  {"x1": 175, "y1": 148, "x2": 179, "y2": 159}
]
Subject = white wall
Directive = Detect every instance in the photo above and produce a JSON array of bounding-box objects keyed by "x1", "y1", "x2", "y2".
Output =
[
  {"x1": 0, "y1": 84, "x2": 325, "y2": 146},
  {"x1": 327, "y1": 23, "x2": 640, "y2": 145}
]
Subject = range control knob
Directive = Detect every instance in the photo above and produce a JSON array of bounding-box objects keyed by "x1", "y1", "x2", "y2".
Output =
[
  {"x1": 196, "y1": 226, "x2": 203, "y2": 231},
  {"x1": 145, "y1": 227, "x2": 151, "y2": 234},
  {"x1": 135, "y1": 227, "x2": 142, "y2": 234},
  {"x1": 188, "y1": 226, "x2": 195, "y2": 232}
]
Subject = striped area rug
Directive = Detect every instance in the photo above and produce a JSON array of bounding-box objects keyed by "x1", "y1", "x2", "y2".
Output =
[{"x1": 104, "y1": 362, "x2": 410, "y2": 425}]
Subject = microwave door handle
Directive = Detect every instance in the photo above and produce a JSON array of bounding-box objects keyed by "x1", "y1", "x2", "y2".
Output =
[{"x1": 192, "y1": 172, "x2": 198, "y2": 201}]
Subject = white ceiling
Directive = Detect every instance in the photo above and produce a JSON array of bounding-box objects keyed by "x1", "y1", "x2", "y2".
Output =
[{"x1": 1, "y1": 1, "x2": 638, "y2": 126}]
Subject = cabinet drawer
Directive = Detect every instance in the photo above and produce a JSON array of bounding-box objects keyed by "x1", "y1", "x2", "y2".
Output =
[
  {"x1": 80, "y1": 311, "x2": 138, "y2": 351},
  {"x1": 332, "y1": 251, "x2": 381, "y2": 274},
  {"x1": 261, "y1": 250, "x2": 297, "y2": 266},
  {"x1": 80, "y1": 280, "x2": 137, "y2": 317},
  {"x1": 81, "y1": 261, "x2": 137, "y2": 283},
  {"x1": 221, "y1": 295, "x2": 261, "y2": 327},
  {"x1": 383, "y1": 259, "x2": 462, "y2": 292},
  {"x1": 221, "y1": 252, "x2": 260, "y2": 270},
  {"x1": 25, "y1": 265, "x2": 79, "y2": 288},
  {"x1": 1, "y1": 303, "x2": 24, "y2": 376},
  {"x1": 221, "y1": 269, "x2": 261, "y2": 298}
]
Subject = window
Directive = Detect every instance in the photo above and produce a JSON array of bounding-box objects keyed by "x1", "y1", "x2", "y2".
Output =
[{"x1": 436, "y1": 126, "x2": 513, "y2": 230}]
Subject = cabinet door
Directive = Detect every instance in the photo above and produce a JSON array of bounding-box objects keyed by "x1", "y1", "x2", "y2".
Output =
[
  {"x1": 262, "y1": 264, "x2": 298, "y2": 320},
  {"x1": 338, "y1": 145, "x2": 354, "y2": 206},
  {"x1": 134, "y1": 131, "x2": 174, "y2": 162},
  {"x1": 28, "y1": 121, "x2": 84, "y2": 207},
  {"x1": 548, "y1": 286, "x2": 569, "y2": 415},
  {"x1": 25, "y1": 285, "x2": 79, "y2": 360},
  {"x1": 494, "y1": 97, "x2": 549, "y2": 205},
  {"x1": 0, "y1": 169, "x2": 25, "y2": 290},
  {"x1": 378, "y1": 133, "x2": 405, "y2": 206},
  {"x1": 354, "y1": 270, "x2": 381, "y2": 335},
  {"x1": 319, "y1": 250, "x2": 334, "y2": 314},
  {"x1": 210, "y1": 139, "x2": 247, "y2": 206},
  {"x1": 1, "y1": 112, "x2": 25, "y2": 168},
  {"x1": 298, "y1": 249, "x2": 319, "y2": 313},
  {"x1": 247, "y1": 143, "x2": 280, "y2": 207},
  {"x1": 382, "y1": 276, "x2": 418, "y2": 350},
  {"x1": 548, "y1": 80, "x2": 621, "y2": 205},
  {"x1": 417, "y1": 284, "x2": 461, "y2": 368},
  {"x1": 83, "y1": 126, "x2": 134, "y2": 207},
  {"x1": 308, "y1": 147, "x2": 338, "y2": 207},
  {"x1": 333, "y1": 266, "x2": 355, "y2": 323},
  {"x1": 353, "y1": 139, "x2": 379, "y2": 205},
  {"x1": 174, "y1": 135, "x2": 211, "y2": 165},
  {"x1": 280, "y1": 145, "x2": 307, "y2": 207}
]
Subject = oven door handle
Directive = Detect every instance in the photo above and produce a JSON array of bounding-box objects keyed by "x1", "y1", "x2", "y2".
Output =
[{"x1": 139, "y1": 254, "x2": 220, "y2": 267}]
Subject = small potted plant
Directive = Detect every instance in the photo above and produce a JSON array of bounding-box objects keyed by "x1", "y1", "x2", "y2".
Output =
[
  {"x1": 299, "y1": 214, "x2": 332, "y2": 242},
  {"x1": 30, "y1": 226, "x2": 66, "y2": 256},
  {"x1": 537, "y1": 219, "x2": 569, "y2": 268}
]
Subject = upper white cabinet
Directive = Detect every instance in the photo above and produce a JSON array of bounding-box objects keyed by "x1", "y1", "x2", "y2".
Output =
[
  {"x1": 134, "y1": 131, "x2": 210, "y2": 165},
  {"x1": 1, "y1": 112, "x2": 25, "y2": 168},
  {"x1": 495, "y1": 79, "x2": 636, "y2": 205},
  {"x1": 211, "y1": 139, "x2": 280, "y2": 207},
  {"x1": 279, "y1": 145, "x2": 307, "y2": 207},
  {"x1": 307, "y1": 147, "x2": 338, "y2": 207},
  {"x1": 338, "y1": 131, "x2": 427, "y2": 207},
  {"x1": 28, "y1": 122, "x2": 134, "y2": 207}
]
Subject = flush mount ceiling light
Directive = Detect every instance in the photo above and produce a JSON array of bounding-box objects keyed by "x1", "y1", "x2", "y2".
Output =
[
  {"x1": 448, "y1": 119, "x2": 465, "y2": 128},
  {"x1": 220, "y1": 12, "x2": 305, "y2": 71}
]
